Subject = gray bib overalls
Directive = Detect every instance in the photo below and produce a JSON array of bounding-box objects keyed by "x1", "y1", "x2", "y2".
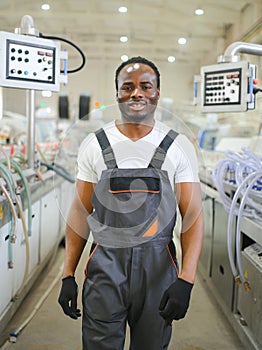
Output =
[{"x1": 82, "y1": 128, "x2": 179, "y2": 350}]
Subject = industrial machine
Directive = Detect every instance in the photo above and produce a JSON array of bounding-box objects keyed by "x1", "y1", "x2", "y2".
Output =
[
  {"x1": 0, "y1": 15, "x2": 85, "y2": 345},
  {"x1": 195, "y1": 42, "x2": 262, "y2": 114},
  {"x1": 197, "y1": 42, "x2": 262, "y2": 350}
]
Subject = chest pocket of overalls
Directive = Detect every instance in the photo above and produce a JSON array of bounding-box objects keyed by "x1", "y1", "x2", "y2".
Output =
[
  {"x1": 93, "y1": 167, "x2": 162, "y2": 238},
  {"x1": 109, "y1": 173, "x2": 160, "y2": 232},
  {"x1": 87, "y1": 128, "x2": 178, "y2": 248}
]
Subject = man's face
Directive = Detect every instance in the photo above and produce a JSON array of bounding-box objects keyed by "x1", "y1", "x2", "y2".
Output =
[{"x1": 116, "y1": 63, "x2": 160, "y2": 123}]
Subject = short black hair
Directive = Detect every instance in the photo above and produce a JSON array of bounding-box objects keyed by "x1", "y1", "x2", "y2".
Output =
[{"x1": 115, "y1": 56, "x2": 160, "y2": 90}]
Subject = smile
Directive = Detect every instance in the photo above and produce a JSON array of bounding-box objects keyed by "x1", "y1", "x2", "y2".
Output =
[{"x1": 128, "y1": 102, "x2": 146, "y2": 111}]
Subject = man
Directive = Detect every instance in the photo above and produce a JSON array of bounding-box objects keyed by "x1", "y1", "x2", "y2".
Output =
[{"x1": 58, "y1": 56, "x2": 204, "y2": 350}]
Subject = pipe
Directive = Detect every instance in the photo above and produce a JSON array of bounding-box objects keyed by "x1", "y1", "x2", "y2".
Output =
[
  {"x1": 2, "y1": 159, "x2": 33, "y2": 237},
  {"x1": 0, "y1": 182, "x2": 17, "y2": 268},
  {"x1": 0, "y1": 145, "x2": 11, "y2": 170},
  {"x1": 224, "y1": 41, "x2": 262, "y2": 58},
  {"x1": 212, "y1": 148, "x2": 262, "y2": 285},
  {"x1": 7, "y1": 263, "x2": 63, "y2": 345},
  {"x1": 0, "y1": 164, "x2": 18, "y2": 257},
  {"x1": 26, "y1": 89, "x2": 36, "y2": 169},
  {"x1": 212, "y1": 158, "x2": 237, "y2": 212},
  {"x1": 235, "y1": 170, "x2": 262, "y2": 290},
  {"x1": 227, "y1": 171, "x2": 261, "y2": 284},
  {"x1": 40, "y1": 161, "x2": 75, "y2": 183},
  {"x1": 0, "y1": 164, "x2": 30, "y2": 293},
  {"x1": 12, "y1": 196, "x2": 30, "y2": 299}
]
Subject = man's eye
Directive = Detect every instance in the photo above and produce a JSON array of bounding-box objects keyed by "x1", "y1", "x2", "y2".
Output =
[{"x1": 143, "y1": 85, "x2": 152, "y2": 90}]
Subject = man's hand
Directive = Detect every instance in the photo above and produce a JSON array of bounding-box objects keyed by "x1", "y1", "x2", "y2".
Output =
[
  {"x1": 159, "y1": 278, "x2": 193, "y2": 323},
  {"x1": 58, "y1": 276, "x2": 81, "y2": 320}
]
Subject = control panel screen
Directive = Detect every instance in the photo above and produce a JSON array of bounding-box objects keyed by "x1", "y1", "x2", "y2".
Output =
[
  {"x1": 6, "y1": 40, "x2": 56, "y2": 85},
  {"x1": 204, "y1": 68, "x2": 242, "y2": 106},
  {"x1": 200, "y1": 61, "x2": 249, "y2": 113}
]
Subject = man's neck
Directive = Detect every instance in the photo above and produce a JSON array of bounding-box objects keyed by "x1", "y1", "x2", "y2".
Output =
[{"x1": 115, "y1": 119, "x2": 155, "y2": 141}]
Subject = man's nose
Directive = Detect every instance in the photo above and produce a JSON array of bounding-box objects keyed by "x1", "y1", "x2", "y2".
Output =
[{"x1": 131, "y1": 87, "x2": 143, "y2": 98}]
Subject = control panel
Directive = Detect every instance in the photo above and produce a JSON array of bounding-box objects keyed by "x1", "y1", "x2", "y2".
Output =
[
  {"x1": 0, "y1": 31, "x2": 60, "y2": 91},
  {"x1": 200, "y1": 61, "x2": 251, "y2": 113}
]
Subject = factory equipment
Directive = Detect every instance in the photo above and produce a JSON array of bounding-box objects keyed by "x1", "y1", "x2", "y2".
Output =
[
  {"x1": 237, "y1": 236, "x2": 262, "y2": 348},
  {"x1": 197, "y1": 41, "x2": 262, "y2": 350},
  {"x1": 0, "y1": 30, "x2": 63, "y2": 91},
  {"x1": 0, "y1": 15, "x2": 86, "y2": 344},
  {"x1": 195, "y1": 42, "x2": 262, "y2": 113},
  {"x1": 199, "y1": 192, "x2": 213, "y2": 277},
  {"x1": 200, "y1": 61, "x2": 257, "y2": 113},
  {"x1": 212, "y1": 148, "x2": 262, "y2": 284},
  {"x1": 200, "y1": 148, "x2": 262, "y2": 349}
]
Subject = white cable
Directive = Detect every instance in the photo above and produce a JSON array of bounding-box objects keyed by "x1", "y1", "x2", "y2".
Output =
[
  {"x1": 235, "y1": 170, "x2": 262, "y2": 289},
  {"x1": 0, "y1": 182, "x2": 17, "y2": 239},
  {"x1": 212, "y1": 148, "x2": 262, "y2": 215},
  {"x1": 0, "y1": 145, "x2": 11, "y2": 170},
  {"x1": 0, "y1": 263, "x2": 63, "y2": 348},
  {"x1": 11, "y1": 264, "x2": 63, "y2": 340},
  {"x1": 227, "y1": 171, "x2": 261, "y2": 283},
  {"x1": 12, "y1": 197, "x2": 30, "y2": 298},
  {"x1": 0, "y1": 163, "x2": 30, "y2": 295}
]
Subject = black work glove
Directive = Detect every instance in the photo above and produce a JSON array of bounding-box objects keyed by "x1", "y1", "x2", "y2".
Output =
[
  {"x1": 58, "y1": 276, "x2": 81, "y2": 320},
  {"x1": 159, "y1": 278, "x2": 193, "y2": 323}
]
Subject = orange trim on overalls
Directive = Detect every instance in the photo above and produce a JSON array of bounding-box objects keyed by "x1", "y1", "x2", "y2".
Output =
[
  {"x1": 84, "y1": 243, "x2": 99, "y2": 281},
  {"x1": 166, "y1": 243, "x2": 179, "y2": 275},
  {"x1": 142, "y1": 219, "x2": 158, "y2": 237},
  {"x1": 108, "y1": 189, "x2": 160, "y2": 194}
]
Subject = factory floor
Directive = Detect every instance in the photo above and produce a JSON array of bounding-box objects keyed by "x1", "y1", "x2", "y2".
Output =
[{"x1": 1, "y1": 242, "x2": 246, "y2": 350}]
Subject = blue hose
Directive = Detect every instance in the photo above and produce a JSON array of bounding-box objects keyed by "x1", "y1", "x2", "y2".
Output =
[
  {"x1": 40, "y1": 162, "x2": 75, "y2": 183},
  {"x1": 2, "y1": 159, "x2": 32, "y2": 237}
]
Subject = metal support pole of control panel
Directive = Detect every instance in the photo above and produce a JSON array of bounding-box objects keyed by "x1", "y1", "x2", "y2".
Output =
[{"x1": 26, "y1": 89, "x2": 35, "y2": 169}]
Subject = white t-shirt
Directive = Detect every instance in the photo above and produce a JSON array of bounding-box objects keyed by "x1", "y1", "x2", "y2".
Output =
[{"x1": 77, "y1": 120, "x2": 199, "y2": 190}]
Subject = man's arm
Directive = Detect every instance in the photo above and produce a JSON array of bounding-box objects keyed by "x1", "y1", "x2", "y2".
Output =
[
  {"x1": 176, "y1": 181, "x2": 204, "y2": 283},
  {"x1": 62, "y1": 179, "x2": 95, "y2": 278},
  {"x1": 159, "y1": 181, "x2": 204, "y2": 322},
  {"x1": 58, "y1": 179, "x2": 95, "y2": 319}
]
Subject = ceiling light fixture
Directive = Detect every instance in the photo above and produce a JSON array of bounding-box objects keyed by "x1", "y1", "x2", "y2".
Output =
[
  {"x1": 178, "y1": 37, "x2": 187, "y2": 45},
  {"x1": 119, "y1": 6, "x2": 128, "y2": 13},
  {"x1": 168, "y1": 56, "x2": 176, "y2": 63},
  {"x1": 195, "y1": 8, "x2": 204, "y2": 15},
  {"x1": 41, "y1": 3, "x2": 50, "y2": 10},
  {"x1": 121, "y1": 55, "x2": 129, "y2": 62},
  {"x1": 120, "y1": 36, "x2": 128, "y2": 43}
]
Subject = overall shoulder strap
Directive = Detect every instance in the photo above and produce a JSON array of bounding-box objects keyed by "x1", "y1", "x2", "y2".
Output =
[
  {"x1": 95, "y1": 128, "x2": 118, "y2": 169},
  {"x1": 148, "y1": 129, "x2": 179, "y2": 169}
]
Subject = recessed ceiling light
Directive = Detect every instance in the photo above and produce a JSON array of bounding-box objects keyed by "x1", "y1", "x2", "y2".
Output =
[
  {"x1": 121, "y1": 55, "x2": 129, "y2": 62},
  {"x1": 119, "y1": 6, "x2": 128, "y2": 13},
  {"x1": 178, "y1": 37, "x2": 187, "y2": 45},
  {"x1": 168, "y1": 56, "x2": 176, "y2": 63},
  {"x1": 120, "y1": 36, "x2": 128, "y2": 43},
  {"x1": 195, "y1": 8, "x2": 204, "y2": 15},
  {"x1": 41, "y1": 3, "x2": 50, "y2": 10}
]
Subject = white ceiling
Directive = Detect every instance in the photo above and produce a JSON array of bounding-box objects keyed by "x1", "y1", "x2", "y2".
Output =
[{"x1": 0, "y1": 0, "x2": 261, "y2": 65}]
